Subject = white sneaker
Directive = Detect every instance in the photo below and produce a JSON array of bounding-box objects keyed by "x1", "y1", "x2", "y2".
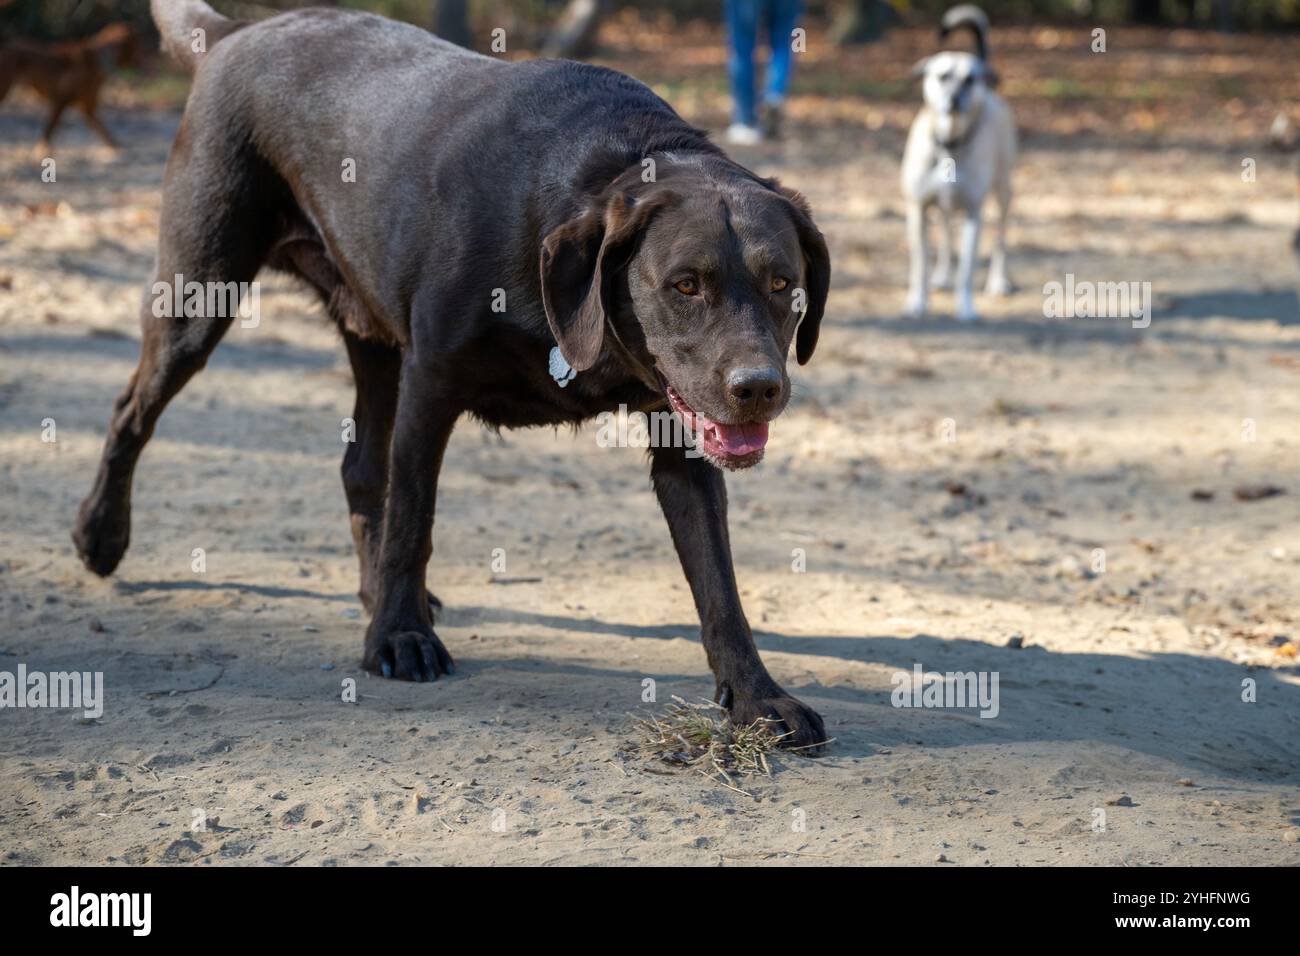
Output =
[{"x1": 725, "y1": 123, "x2": 762, "y2": 146}]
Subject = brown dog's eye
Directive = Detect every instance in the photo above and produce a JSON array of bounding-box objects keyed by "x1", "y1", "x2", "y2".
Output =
[
  {"x1": 674, "y1": 278, "x2": 698, "y2": 296},
  {"x1": 771, "y1": 277, "x2": 789, "y2": 293}
]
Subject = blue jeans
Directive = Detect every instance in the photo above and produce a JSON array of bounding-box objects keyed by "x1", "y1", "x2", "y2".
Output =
[{"x1": 725, "y1": 0, "x2": 803, "y2": 127}]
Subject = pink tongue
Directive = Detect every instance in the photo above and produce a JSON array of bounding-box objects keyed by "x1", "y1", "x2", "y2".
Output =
[{"x1": 705, "y1": 419, "x2": 769, "y2": 456}]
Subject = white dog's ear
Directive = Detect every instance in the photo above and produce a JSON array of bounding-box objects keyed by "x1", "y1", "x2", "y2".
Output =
[{"x1": 909, "y1": 56, "x2": 933, "y2": 81}]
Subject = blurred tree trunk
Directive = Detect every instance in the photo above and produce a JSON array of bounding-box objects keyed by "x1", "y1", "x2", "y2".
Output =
[
  {"x1": 1213, "y1": 0, "x2": 1235, "y2": 31},
  {"x1": 1130, "y1": 0, "x2": 1163, "y2": 24},
  {"x1": 831, "y1": 0, "x2": 895, "y2": 46},
  {"x1": 542, "y1": 0, "x2": 605, "y2": 59},
  {"x1": 435, "y1": 0, "x2": 472, "y2": 49}
]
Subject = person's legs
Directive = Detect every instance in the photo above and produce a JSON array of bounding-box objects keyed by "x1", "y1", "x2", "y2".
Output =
[
  {"x1": 725, "y1": 0, "x2": 759, "y2": 130},
  {"x1": 763, "y1": 0, "x2": 802, "y2": 108}
]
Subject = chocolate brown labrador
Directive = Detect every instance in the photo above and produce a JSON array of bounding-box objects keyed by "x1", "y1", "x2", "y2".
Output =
[{"x1": 73, "y1": 1, "x2": 831, "y2": 748}]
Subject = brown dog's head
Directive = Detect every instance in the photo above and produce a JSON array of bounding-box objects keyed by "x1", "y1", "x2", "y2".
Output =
[{"x1": 541, "y1": 157, "x2": 829, "y2": 470}]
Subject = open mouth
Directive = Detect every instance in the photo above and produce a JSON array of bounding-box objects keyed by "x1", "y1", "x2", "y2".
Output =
[{"x1": 665, "y1": 385, "x2": 769, "y2": 471}]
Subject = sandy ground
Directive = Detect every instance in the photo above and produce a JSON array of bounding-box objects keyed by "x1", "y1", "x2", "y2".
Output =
[{"x1": 3, "y1": 28, "x2": 1300, "y2": 866}]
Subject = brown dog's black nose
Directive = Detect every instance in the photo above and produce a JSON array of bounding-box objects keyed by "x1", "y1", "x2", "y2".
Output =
[{"x1": 726, "y1": 366, "x2": 783, "y2": 418}]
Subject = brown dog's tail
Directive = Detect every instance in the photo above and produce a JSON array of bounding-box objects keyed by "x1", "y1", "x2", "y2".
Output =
[{"x1": 151, "y1": 0, "x2": 244, "y2": 73}]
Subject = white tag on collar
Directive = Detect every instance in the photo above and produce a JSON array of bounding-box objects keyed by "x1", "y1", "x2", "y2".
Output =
[{"x1": 549, "y1": 346, "x2": 577, "y2": 388}]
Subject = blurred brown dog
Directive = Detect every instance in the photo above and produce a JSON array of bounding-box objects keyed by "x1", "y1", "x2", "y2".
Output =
[{"x1": 0, "y1": 23, "x2": 142, "y2": 152}]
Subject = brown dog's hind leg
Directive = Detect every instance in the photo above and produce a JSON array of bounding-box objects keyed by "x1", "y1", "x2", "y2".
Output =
[
  {"x1": 340, "y1": 333, "x2": 444, "y2": 619},
  {"x1": 36, "y1": 100, "x2": 69, "y2": 155},
  {"x1": 72, "y1": 131, "x2": 276, "y2": 576},
  {"x1": 341, "y1": 333, "x2": 399, "y2": 610},
  {"x1": 80, "y1": 102, "x2": 118, "y2": 150},
  {"x1": 72, "y1": 301, "x2": 233, "y2": 576}
]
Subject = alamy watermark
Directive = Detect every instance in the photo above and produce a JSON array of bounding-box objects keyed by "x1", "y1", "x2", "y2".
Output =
[
  {"x1": 891, "y1": 663, "x2": 1000, "y2": 719},
  {"x1": 1043, "y1": 274, "x2": 1151, "y2": 329},
  {"x1": 0, "y1": 664, "x2": 104, "y2": 719},
  {"x1": 595, "y1": 404, "x2": 703, "y2": 457},
  {"x1": 151, "y1": 273, "x2": 260, "y2": 328},
  {"x1": 50, "y1": 886, "x2": 150, "y2": 936}
]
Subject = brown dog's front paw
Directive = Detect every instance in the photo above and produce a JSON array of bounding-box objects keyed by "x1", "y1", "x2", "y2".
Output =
[
  {"x1": 726, "y1": 687, "x2": 828, "y2": 753},
  {"x1": 365, "y1": 629, "x2": 455, "y2": 682},
  {"x1": 72, "y1": 500, "x2": 130, "y2": 577},
  {"x1": 364, "y1": 628, "x2": 454, "y2": 682}
]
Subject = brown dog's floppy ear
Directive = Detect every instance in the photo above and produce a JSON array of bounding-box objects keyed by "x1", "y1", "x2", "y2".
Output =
[
  {"x1": 778, "y1": 187, "x2": 831, "y2": 366},
  {"x1": 539, "y1": 209, "x2": 605, "y2": 372},
  {"x1": 540, "y1": 191, "x2": 673, "y2": 372}
]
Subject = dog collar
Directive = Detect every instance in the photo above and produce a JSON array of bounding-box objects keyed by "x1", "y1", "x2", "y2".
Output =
[
  {"x1": 547, "y1": 321, "x2": 662, "y2": 395},
  {"x1": 935, "y1": 127, "x2": 972, "y2": 154},
  {"x1": 602, "y1": 315, "x2": 662, "y2": 394},
  {"x1": 934, "y1": 101, "x2": 984, "y2": 155}
]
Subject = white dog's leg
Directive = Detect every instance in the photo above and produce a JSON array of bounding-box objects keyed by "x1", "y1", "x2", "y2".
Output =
[
  {"x1": 931, "y1": 208, "x2": 953, "y2": 290},
  {"x1": 955, "y1": 210, "x2": 982, "y2": 321},
  {"x1": 905, "y1": 202, "x2": 929, "y2": 318},
  {"x1": 985, "y1": 183, "x2": 1013, "y2": 296}
]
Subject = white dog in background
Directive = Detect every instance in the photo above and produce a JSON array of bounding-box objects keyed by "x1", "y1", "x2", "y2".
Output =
[{"x1": 901, "y1": 5, "x2": 1017, "y2": 321}]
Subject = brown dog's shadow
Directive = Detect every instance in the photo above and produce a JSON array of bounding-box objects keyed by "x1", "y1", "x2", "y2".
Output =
[
  {"x1": 52, "y1": 585, "x2": 1299, "y2": 781},
  {"x1": 453, "y1": 604, "x2": 1300, "y2": 783},
  {"x1": 112, "y1": 579, "x2": 356, "y2": 603}
]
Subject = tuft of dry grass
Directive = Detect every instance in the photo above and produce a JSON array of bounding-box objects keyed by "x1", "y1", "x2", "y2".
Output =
[{"x1": 624, "y1": 696, "x2": 826, "y2": 796}]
